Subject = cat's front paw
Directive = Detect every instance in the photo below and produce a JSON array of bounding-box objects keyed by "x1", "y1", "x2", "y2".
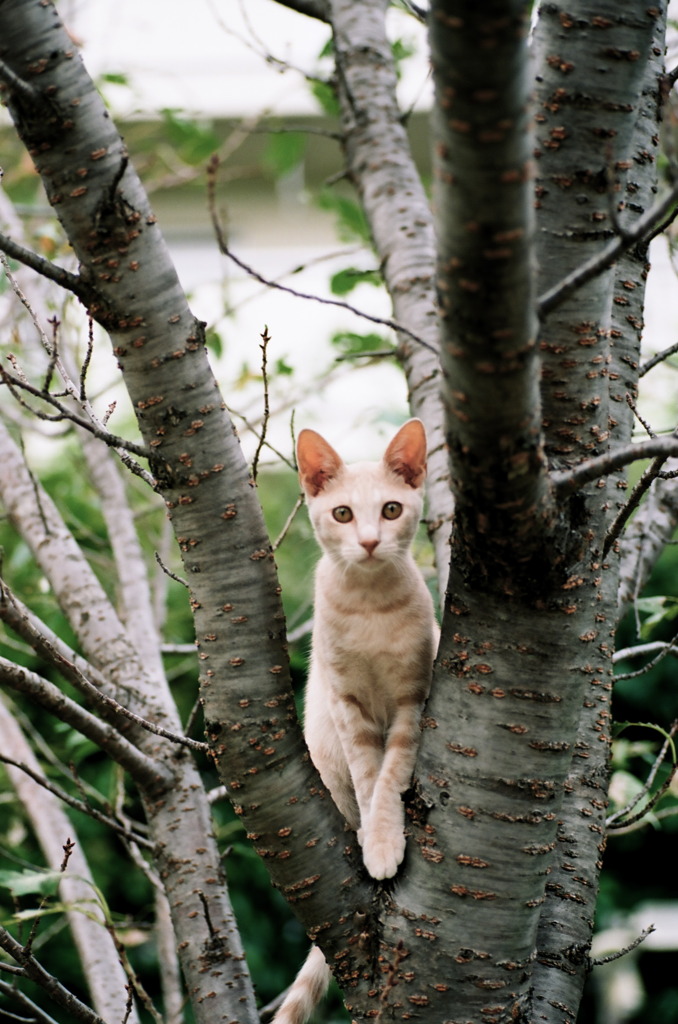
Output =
[{"x1": 361, "y1": 828, "x2": 406, "y2": 880}]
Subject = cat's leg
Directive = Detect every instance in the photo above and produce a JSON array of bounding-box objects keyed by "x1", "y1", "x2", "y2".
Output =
[
  {"x1": 304, "y1": 675, "x2": 360, "y2": 828},
  {"x1": 331, "y1": 693, "x2": 385, "y2": 843},
  {"x1": 360, "y1": 697, "x2": 422, "y2": 879}
]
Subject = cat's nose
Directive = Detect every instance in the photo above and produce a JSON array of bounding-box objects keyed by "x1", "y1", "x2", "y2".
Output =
[{"x1": 360, "y1": 539, "x2": 380, "y2": 555}]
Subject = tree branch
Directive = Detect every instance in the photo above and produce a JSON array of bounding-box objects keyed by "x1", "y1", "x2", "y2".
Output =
[
  {"x1": 0, "y1": 583, "x2": 207, "y2": 756},
  {"x1": 590, "y1": 925, "x2": 656, "y2": 967},
  {"x1": 603, "y1": 432, "x2": 678, "y2": 555},
  {"x1": 0, "y1": 656, "x2": 171, "y2": 793},
  {"x1": 430, "y1": 0, "x2": 552, "y2": 576},
  {"x1": 0, "y1": 362, "x2": 154, "y2": 482},
  {"x1": 640, "y1": 339, "x2": 678, "y2": 377},
  {"x1": 0, "y1": 231, "x2": 92, "y2": 303},
  {"x1": 552, "y1": 436, "x2": 678, "y2": 496},
  {"x1": 0, "y1": 926, "x2": 107, "y2": 1024},
  {"x1": 537, "y1": 181, "x2": 678, "y2": 318},
  {"x1": 327, "y1": 0, "x2": 452, "y2": 596},
  {"x1": 0, "y1": 978, "x2": 63, "y2": 1024},
  {"x1": 0, "y1": 255, "x2": 155, "y2": 486}
]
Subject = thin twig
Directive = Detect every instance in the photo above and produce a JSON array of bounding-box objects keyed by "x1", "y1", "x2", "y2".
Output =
[
  {"x1": 0, "y1": 363, "x2": 153, "y2": 468},
  {"x1": 80, "y1": 316, "x2": 95, "y2": 401},
  {"x1": 0, "y1": 756, "x2": 154, "y2": 849},
  {"x1": 0, "y1": 231, "x2": 90, "y2": 302},
  {"x1": 335, "y1": 348, "x2": 396, "y2": 361},
  {"x1": 272, "y1": 493, "x2": 305, "y2": 551},
  {"x1": 625, "y1": 393, "x2": 656, "y2": 439},
  {"x1": 227, "y1": 404, "x2": 296, "y2": 470},
  {"x1": 603, "y1": 440, "x2": 677, "y2": 556},
  {"x1": 607, "y1": 720, "x2": 678, "y2": 828},
  {"x1": 611, "y1": 804, "x2": 678, "y2": 834},
  {"x1": 106, "y1": 923, "x2": 164, "y2": 1024},
  {"x1": 23, "y1": 838, "x2": 75, "y2": 956},
  {"x1": 0, "y1": 255, "x2": 154, "y2": 486},
  {"x1": 42, "y1": 316, "x2": 60, "y2": 395},
  {"x1": 614, "y1": 628, "x2": 678, "y2": 680},
  {"x1": 0, "y1": 979, "x2": 63, "y2": 1024},
  {"x1": 589, "y1": 925, "x2": 655, "y2": 967},
  {"x1": 184, "y1": 696, "x2": 203, "y2": 738},
  {"x1": 613, "y1": 639, "x2": 678, "y2": 663},
  {"x1": 206, "y1": 155, "x2": 437, "y2": 354},
  {"x1": 0, "y1": 655, "x2": 172, "y2": 792},
  {"x1": 640, "y1": 339, "x2": 678, "y2": 377},
  {"x1": 251, "y1": 325, "x2": 271, "y2": 484},
  {"x1": 154, "y1": 551, "x2": 189, "y2": 589}
]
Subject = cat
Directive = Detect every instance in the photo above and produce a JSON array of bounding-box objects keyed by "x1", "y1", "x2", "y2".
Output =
[{"x1": 272, "y1": 418, "x2": 438, "y2": 1024}]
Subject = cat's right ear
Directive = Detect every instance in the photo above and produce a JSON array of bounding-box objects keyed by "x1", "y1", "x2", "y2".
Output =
[{"x1": 297, "y1": 429, "x2": 344, "y2": 497}]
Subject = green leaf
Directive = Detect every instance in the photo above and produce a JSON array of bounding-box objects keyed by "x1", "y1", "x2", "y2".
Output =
[
  {"x1": 317, "y1": 36, "x2": 334, "y2": 60},
  {"x1": 330, "y1": 331, "x2": 391, "y2": 356},
  {"x1": 390, "y1": 37, "x2": 416, "y2": 79},
  {"x1": 310, "y1": 79, "x2": 340, "y2": 118},
  {"x1": 317, "y1": 191, "x2": 372, "y2": 244},
  {"x1": 205, "y1": 328, "x2": 223, "y2": 359},
  {"x1": 263, "y1": 132, "x2": 306, "y2": 178},
  {"x1": 0, "y1": 869, "x2": 62, "y2": 898},
  {"x1": 100, "y1": 71, "x2": 130, "y2": 86},
  {"x1": 614, "y1": 720, "x2": 677, "y2": 763},
  {"x1": 330, "y1": 267, "x2": 382, "y2": 296},
  {"x1": 161, "y1": 109, "x2": 220, "y2": 166},
  {"x1": 274, "y1": 357, "x2": 294, "y2": 377},
  {"x1": 634, "y1": 596, "x2": 678, "y2": 639}
]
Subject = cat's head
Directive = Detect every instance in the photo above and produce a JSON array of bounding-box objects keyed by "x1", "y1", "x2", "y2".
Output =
[{"x1": 296, "y1": 419, "x2": 427, "y2": 570}]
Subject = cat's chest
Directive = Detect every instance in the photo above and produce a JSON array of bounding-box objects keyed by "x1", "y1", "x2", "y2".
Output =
[{"x1": 314, "y1": 592, "x2": 427, "y2": 695}]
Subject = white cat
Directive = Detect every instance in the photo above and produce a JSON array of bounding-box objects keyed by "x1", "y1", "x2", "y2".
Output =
[{"x1": 272, "y1": 419, "x2": 438, "y2": 1024}]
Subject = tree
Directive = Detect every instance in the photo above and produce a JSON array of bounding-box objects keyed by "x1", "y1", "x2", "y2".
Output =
[{"x1": 0, "y1": 1, "x2": 677, "y2": 1022}]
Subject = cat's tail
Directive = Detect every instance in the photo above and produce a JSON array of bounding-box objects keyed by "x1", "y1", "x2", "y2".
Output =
[{"x1": 272, "y1": 945, "x2": 331, "y2": 1024}]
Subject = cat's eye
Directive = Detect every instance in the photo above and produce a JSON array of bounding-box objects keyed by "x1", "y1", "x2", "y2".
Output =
[
  {"x1": 382, "y1": 501, "x2": 403, "y2": 520},
  {"x1": 332, "y1": 506, "x2": 353, "y2": 523}
]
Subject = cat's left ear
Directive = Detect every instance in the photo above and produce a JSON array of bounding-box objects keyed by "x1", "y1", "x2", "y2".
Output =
[{"x1": 384, "y1": 418, "x2": 427, "y2": 489}]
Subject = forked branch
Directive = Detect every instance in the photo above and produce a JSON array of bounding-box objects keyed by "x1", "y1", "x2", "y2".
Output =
[{"x1": 552, "y1": 436, "x2": 678, "y2": 495}]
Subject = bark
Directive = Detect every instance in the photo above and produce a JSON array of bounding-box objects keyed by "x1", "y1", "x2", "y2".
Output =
[
  {"x1": 533, "y1": 0, "x2": 658, "y2": 465},
  {"x1": 529, "y1": 4, "x2": 666, "y2": 1018},
  {"x1": 0, "y1": 1, "x2": 672, "y2": 1023},
  {"x1": 430, "y1": 0, "x2": 553, "y2": 581}
]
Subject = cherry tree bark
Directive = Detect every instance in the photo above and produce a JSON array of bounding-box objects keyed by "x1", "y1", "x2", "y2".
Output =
[{"x1": 0, "y1": 1, "x2": 673, "y2": 1023}]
